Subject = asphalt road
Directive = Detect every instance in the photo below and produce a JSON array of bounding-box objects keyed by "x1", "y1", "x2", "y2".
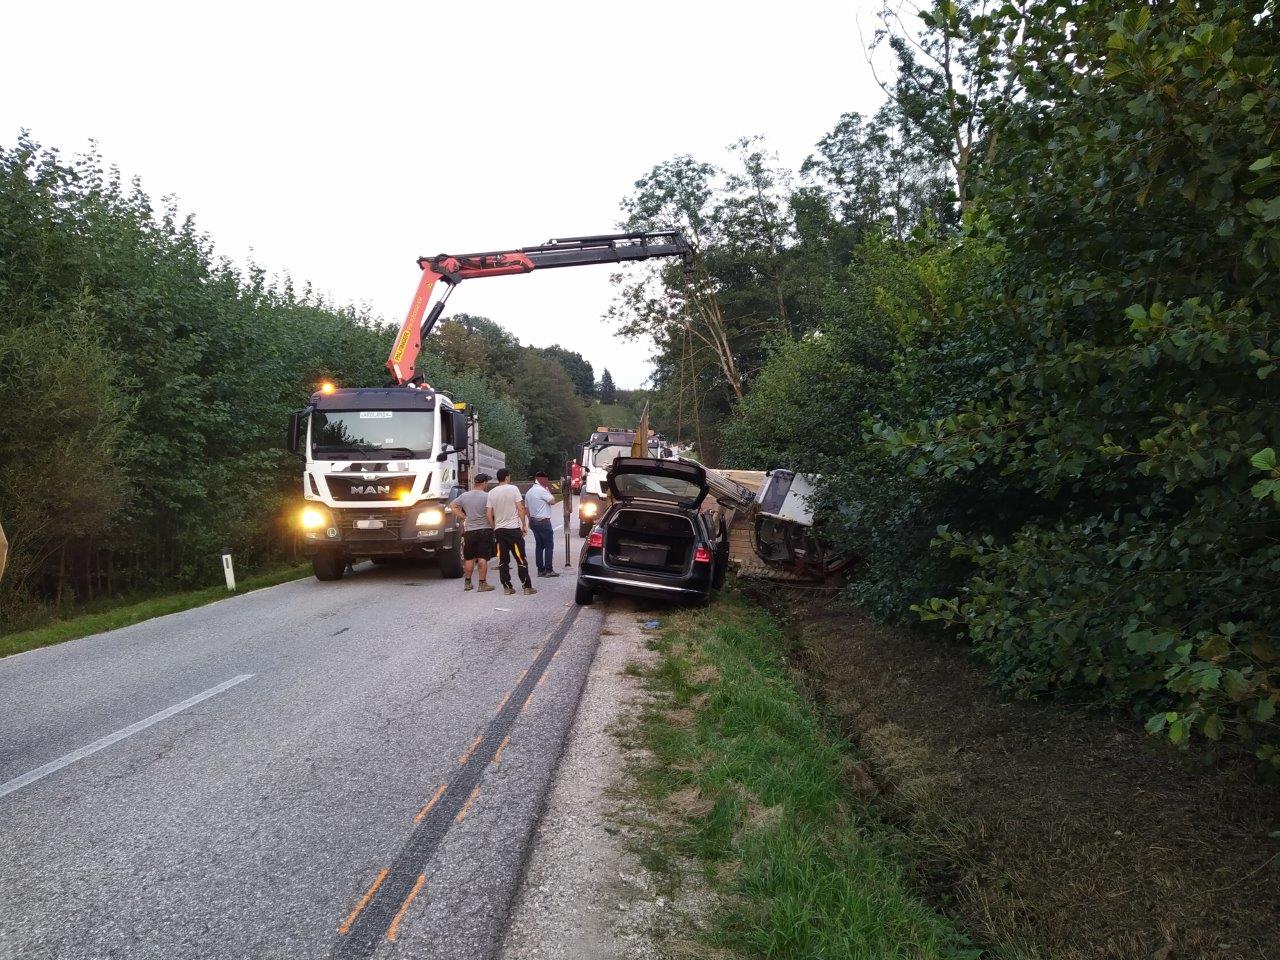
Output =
[{"x1": 0, "y1": 520, "x2": 601, "y2": 960}]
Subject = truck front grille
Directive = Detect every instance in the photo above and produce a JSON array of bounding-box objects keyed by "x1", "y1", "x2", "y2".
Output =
[{"x1": 336, "y1": 509, "x2": 410, "y2": 541}]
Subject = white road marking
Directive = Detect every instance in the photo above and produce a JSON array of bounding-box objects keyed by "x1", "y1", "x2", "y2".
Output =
[{"x1": 0, "y1": 674, "x2": 254, "y2": 801}]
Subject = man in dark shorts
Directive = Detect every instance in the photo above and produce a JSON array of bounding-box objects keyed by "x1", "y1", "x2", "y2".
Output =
[{"x1": 448, "y1": 474, "x2": 495, "y2": 592}]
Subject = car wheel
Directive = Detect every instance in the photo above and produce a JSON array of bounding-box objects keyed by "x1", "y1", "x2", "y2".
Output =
[
  {"x1": 574, "y1": 581, "x2": 594, "y2": 605},
  {"x1": 438, "y1": 531, "x2": 464, "y2": 579},
  {"x1": 312, "y1": 551, "x2": 346, "y2": 581}
]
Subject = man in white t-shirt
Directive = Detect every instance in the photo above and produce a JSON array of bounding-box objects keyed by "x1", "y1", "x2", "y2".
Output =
[{"x1": 485, "y1": 468, "x2": 535, "y2": 595}]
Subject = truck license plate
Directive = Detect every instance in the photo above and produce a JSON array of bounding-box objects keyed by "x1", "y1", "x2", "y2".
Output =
[{"x1": 354, "y1": 519, "x2": 385, "y2": 530}]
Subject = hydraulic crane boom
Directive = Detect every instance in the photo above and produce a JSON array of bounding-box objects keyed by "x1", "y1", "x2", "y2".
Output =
[{"x1": 386, "y1": 230, "x2": 692, "y2": 385}]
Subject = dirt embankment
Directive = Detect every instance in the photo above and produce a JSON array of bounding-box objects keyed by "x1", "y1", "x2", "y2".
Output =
[{"x1": 756, "y1": 592, "x2": 1280, "y2": 960}]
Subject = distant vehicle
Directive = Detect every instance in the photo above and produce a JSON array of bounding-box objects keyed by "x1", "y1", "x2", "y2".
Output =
[
  {"x1": 577, "y1": 428, "x2": 674, "y2": 535},
  {"x1": 575, "y1": 457, "x2": 728, "y2": 606}
]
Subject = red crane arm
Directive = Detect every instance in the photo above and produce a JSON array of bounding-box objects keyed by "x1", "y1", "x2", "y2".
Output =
[{"x1": 386, "y1": 231, "x2": 691, "y2": 385}]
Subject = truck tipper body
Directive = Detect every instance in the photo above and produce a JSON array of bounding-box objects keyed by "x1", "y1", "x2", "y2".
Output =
[{"x1": 287, "y1": 385, "x2": 503, "y2": 581}]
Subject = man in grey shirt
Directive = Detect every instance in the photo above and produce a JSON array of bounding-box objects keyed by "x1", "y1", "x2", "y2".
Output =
[{"x1": 449, "y1": 474, "x2": 495, "y2": 592}]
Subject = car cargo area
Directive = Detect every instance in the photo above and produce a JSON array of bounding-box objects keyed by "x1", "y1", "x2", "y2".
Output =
[{"x1": 605, "y1": 509, "x2": 696, "y2": 574}]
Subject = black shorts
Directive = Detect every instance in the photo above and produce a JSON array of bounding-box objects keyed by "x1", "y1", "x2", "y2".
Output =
[{"x1": 463, "y1": 529, "x2": 495, "y2": 561}]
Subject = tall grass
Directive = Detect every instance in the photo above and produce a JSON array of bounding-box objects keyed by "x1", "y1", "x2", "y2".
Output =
[{"x1": 633, "y1": 596, "x2": 979, "y2": 959}]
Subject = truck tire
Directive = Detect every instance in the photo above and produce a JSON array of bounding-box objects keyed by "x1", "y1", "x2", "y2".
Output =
[
  {"x1": 574, "y1": 581, "x2": 594, "y2": 605},
  {"x1": 313, "y1": 551, "x2": 346, "y2": 581},
  {"x1": 438, "y1": 531, "x2": 464, "y2": 579}
]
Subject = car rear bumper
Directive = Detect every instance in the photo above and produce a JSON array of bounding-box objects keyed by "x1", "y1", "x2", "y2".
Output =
[
  {"x1": 580, "y1": 573, "x2": 705, "y2": 595},
  {"x1": 578, "y1": 550, "x2": 713, "y2": 601}
]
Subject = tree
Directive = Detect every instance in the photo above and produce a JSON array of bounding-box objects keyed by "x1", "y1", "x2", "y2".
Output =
[
  {"x1": 537, "y1": 344, "x2": 595, "y2": 397},
  {"x1": 447, "y1": 313, "x2": 524, "y2": 389},
  {"x1": 430, "y1": 319, "x2": 490, "y2": 380},
  {"x1": 883, "y1": 0, "x2": 1280, "y2": 762},
  {"x1": 598, "y1": 368, "x2": 617, "y2": 404},
  {"x1": 866, "y1": 0, "x2": 1024, "y2": 211},
  {"x1": 516, "y1": 352, "x2": 588, "y2": 473}
]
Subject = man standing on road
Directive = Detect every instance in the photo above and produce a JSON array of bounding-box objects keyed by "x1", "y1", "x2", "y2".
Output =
[
  {"x1": 448, "y1": 474, "x2": 495, "y2": 592},
  {"x1": 526, "y1": 471, "x2": 558, "y2": 577},
  {"x1": 486, "y1": 468, "x2": 535, "y2": 596}
]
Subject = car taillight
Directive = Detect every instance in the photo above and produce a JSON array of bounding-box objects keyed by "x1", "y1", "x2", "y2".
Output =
[
  {"x1": 587, "y1": 530, "x2": 604, "y2": 549},
  {"x1": 694, "y1": 546, "x2": 712, "y2": 564}
]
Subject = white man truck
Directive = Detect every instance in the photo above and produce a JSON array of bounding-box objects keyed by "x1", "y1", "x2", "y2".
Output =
[
  {"x1": 577, "y1": 428, "x2": 675, "y2": 536},
  {"x1": 286, "y1": 385, "x2": 503, "y2": 581}
]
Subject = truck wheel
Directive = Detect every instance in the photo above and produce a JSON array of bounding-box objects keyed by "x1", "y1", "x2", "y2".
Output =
[
  {"x1": 438, "y1": 531, "x2": 464, "y2": 579},
  {"x1": 574, "y1": 581, "x2": 594, "y2": 605},
  {"x1": 312, "y1": 552, "x2": 346, "y2": 581}
]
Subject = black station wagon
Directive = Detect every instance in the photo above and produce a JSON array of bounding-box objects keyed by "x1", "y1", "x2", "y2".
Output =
[{"x1": 575, "y1": 457, "x2": 728, "y2": 605}]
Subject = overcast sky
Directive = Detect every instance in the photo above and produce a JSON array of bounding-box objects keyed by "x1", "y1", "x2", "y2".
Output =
[{"x1": 3, "y1": 0, "x2": 886, "y2": 388}]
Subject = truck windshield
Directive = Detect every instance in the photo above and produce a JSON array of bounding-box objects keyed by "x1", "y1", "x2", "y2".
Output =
[
  {"x1": 591, "y1": 445, "x2": 631, "y2": 468},
  {"x1": 310, "y1": 410, "x2": 435, "y2": 458}
]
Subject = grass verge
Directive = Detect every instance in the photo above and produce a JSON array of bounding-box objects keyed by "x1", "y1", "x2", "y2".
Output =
[
  {"x1": 628, "y1": 593, "x2": 980, "y2": 960},
  {"x1": 0, "y1": 564, "x2": 309, "y2": 659}
]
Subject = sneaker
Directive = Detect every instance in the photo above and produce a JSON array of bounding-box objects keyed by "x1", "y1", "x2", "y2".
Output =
[
  {"x1": 478, "y1": 582, "x2": 494, "y2": 593},
  {"x1": 464, "y1": 580, "x2": 473, "y2": 591},
  {"x1": 523, "y1": 586, "x2": 538, "y2": 595},
  {"x1": 543, "y1": 570, "x2": 560, "y2": 578},
  {"x1": 504, "y1": 585, "x2": 516, "y2": 595}
]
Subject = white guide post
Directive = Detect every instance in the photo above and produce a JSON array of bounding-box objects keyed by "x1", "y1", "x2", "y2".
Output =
[{"x1": 220, "y1": 548, "x2": 236, "y2": 591}]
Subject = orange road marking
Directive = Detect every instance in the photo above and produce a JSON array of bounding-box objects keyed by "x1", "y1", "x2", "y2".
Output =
[
  {"x1": 413, "y1": 783, "x2": 447, "y2": 824},
  {"x1": 337, "y1": 868, "x2": 388, "y2": 934},
  {"x1": 521, "y1": 694, "x2": 533, "y2": 715},
  {"x1": 455, "y1": 785, "x2": 481, "y2": 823},
  {"x1": 386, "y1": 872, "x2": 426, "y2": 942},
  {"x1": 492, "y1": 735, "x2": 511, "y2": 766},
  {"x1": 457, "y1": 735, "x2": 483, "y2": 764},
  {"x1": 496, "y1": 690, "x2": 512, "y2": 712}
]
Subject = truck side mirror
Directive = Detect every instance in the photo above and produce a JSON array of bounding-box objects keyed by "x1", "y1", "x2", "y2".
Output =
[
  {"x1": 286, "y1": 409, "x2": 307, "y2": 458},
  {"x1": 450, "y1": 410, "x2": 469, "y2": 450},
  {"x1": 436, "y1": 444, "x2": 455, "y2": 463}
]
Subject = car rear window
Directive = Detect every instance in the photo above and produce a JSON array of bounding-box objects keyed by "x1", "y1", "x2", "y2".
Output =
[{"x1": 613, "y1": 473, "x2": 701, "y2": 502}]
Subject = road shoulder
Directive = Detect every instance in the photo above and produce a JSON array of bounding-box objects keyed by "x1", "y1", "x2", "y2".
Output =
[{"x1": 499, "y1": 600, "x2": 686, "y2": 960}]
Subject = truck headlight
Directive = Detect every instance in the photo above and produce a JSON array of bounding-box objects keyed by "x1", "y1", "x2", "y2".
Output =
[
  {"x1": 416, "y1": 507, "x2": 446, "y2": 527},
  {"x1": 301, "y1": 507, "x2": 328, "y2": 530},
  {"x1": 580, "y1": 500, "x2": 599, "y2": 518}
]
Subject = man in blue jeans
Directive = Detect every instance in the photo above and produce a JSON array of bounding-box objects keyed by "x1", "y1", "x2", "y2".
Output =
[{"x1": 525, "y1": 471, "x2": 559, "y2": 577}]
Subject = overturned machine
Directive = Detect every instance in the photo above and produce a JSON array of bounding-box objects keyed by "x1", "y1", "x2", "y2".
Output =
[{"x1": 742, "y1": 471, "x2": 849, "y2": 583}]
